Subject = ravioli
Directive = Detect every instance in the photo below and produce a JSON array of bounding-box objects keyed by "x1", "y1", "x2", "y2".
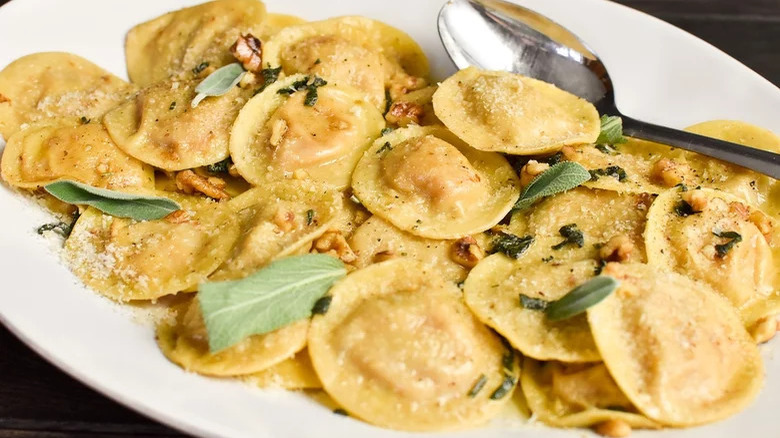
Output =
[
  {"x1": 244, "y1": 348, "x2": 321, "y2": 389},
  {"x1": 1, "y1": 118, "x2": 153, "y2": 190},
  {"x1": 432, "y1": 67, "x2": 599, "y2": 155},
  {"x1": 125, "y1": 0, "x2": 267, "y2": 86},
  {"x1": 157, "y1": 298, "x2": 307, "y2": 376},
  {"x1": 208, "y1": 181, "x2": 344, "y2": 282},
  {"x1": 308, "y1": 259, "x2": 518, "y2": 431},
  {"x1": 230, "y1": 75, "x2": 384, "y2": 188},
  {"x1": 65, "y1": 195, "x2": 240, "y2": 301},
  {"x1": 464, "y1": 252, "x2": 600, "y2": 362},
  {"x1": 509, "y1": 187, "x2": 651, "y2": 263},
  {"x1": 352, "y1": 125, "x2": 520, "y2": 239},
  {"x1": 349, "y1": 215, "x2": 469, "y2": 283},
  {"x1": 683, "y1": 120, "x2": 780, "y2": 212},
  {"x1": 645, "y1": 187, "x2": 778, "y2": 327},
  {"x1": 104, "y1": 78, "x2": 249, "y2": 170},
  {"x1": 521, "y1": 358, "x2": 659, "y2": 429},
  {"x1": 263, "y1": 16, "x2": 429, "y2": 109},
  {"x1": 0, "y1": 52, "x2": 135, "y2": 139},
  {"x1": 587, "y1": 263, "x2": 764, "y2": 426}
]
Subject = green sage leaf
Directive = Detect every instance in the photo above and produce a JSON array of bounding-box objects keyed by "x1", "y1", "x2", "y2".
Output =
[
  {"x1": 192, "y1": 62, "x2": 245, "y2": 108},
  {"x1": 545, "y1": 276, "x2": 619, "y2": 321},
  {"x1": 44, "y1": 180, "x2": 180, "y2": 221},
  {"x1": 199, "y1": 254, "x2": 347, "y2": 352},
  {"x1": 596, "y1": 115, "x2": 628, "y2": 145},
  {"x1": 513, "y1": 161, "x2": 591, "y2": 211}
]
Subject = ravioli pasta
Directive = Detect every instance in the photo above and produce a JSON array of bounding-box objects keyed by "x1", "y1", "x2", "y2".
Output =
[{"x1": 0, "y1": 1, "x2": 777, "y2": 436}]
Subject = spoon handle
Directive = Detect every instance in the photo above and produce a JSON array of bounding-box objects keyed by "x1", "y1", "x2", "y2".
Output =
[{"x1": 620, "y1": 115, "x2": 780, "y2": 179}]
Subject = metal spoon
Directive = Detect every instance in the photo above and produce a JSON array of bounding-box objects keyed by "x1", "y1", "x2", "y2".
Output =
[{"x1": 438, "y1": 0, "x2": 780, "y2": 179}]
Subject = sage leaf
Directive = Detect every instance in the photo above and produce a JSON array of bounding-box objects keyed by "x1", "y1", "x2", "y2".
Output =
[
  {"x1": 545, "y1": 275, "x2": 619, "y2": 321},
  {"x1": 191, "y1": 62, "x2": 245, "y2": 108},
  {"x1": 199, "y1": 254, "x2": 347, "y2": 352},
  {"x1": 596, "y1": 115, "x2": 628, "y2": 145},
  {"x1": 44, "y1": 180, "x2": 180, "y2": 221},
  {"x1": 513, "y1": 161, "x2": 591, "y2": 211}
]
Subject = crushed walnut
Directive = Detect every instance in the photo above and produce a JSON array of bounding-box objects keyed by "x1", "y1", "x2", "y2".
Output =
[
  {"x1": 164, "y1": 209, "x2": 192, "y2": 224},
  {"x1": 387, "y1": 73, "x2": 427, "y2": 101},
  {"x1": 519, "y1": 160, "x2": 550, "y2": 187},
  {"x1": 269, "y1": 118, "x2": 288, "y2": 147},
  {"x1": 272, "y1": 207, "x2": 297, "y2": 233},
  {"x1": 175, "y1": 170, "x2": 230, "y2": 200},
  {"x1": 651, "y1": 157, "x2": 691, "y2": 187},
  {"x1": 313, "y1": 230, "x2": 357, "y2": 263},
  {"x1": 748, "y1": 210, "x2": 773, "y2": 242},
  {"x1": 450, "y1": 236, "x2": 484, "y2": 268},
  {"x1": 230, "y1": 33, "x2": 263, "y2": 72},
  {"x1": 593, "y1": 419, "x2": 632, "y2": 438},
  {"x1": 238, "y1": 71, "x2": 259, "y2": 88},
  {"x1": 385, "y1": 101, "x2": 424, "y2": 127},
  {"x1": 681, "y1": 190, "x2": 707, "y2": 212},
  {"x1": 560, "y1": 145, "x2": 578, "y2": 161},
  {"x1": 599, "y1": 235, "x2": 636, "y2": 263}
]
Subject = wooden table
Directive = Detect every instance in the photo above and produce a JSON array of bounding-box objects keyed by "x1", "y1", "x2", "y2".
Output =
[{"x1": 0, "y1": 0, "x2": 778, "y2": 437}]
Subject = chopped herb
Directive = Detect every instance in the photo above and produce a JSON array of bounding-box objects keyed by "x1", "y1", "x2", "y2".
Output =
[
  {"x1": 383, "y1": 89, "x2": 392, "y2": 115},
  {"x1": 314, "y1": 58, "x2": 322, "y2": 65},
  {"x1": 333, "y1": 408, "x2": 348, "y2": 416},
  {"x1": 489, "y1": 374, "x2": 516, "y2": 400},
  {"x1": 277, "y1": 76, "x2": 327, "y2": 106},
  {"x1": 169, "y1": 101, "x2": 176, "y2": 110},
  {"x1": 595, "y1": 144, "x2": 619, "y2": 155},
  {"x1": 305, "y1": 209, "x2": 315, "y2": 225},
  {"x1": 589, "y1": 166, "x2": 627, "y2": 182},
  {"x1": 467, "y1": 374, "x2": 488, "y2": 397},
  {"x1": 311, "y1": 295, "x2": 333, "y2": 315},
  {"x1": 674, "y1": 183, "x2": 688, "y2": 192},
  {"x1": 79, "y1": 116, "x2": 90, "y2": 124},
  {"x1": 502, "y1": 347, "x2": 515, "y2": 372},
  {"x1": 376, "y1": 141, "x2": 393, "y2": 155},
  {"x1": 543, "y1": 151, "x2": 563, "y2": 166},
  {"x1": 596, "y1": 115, "x2": 628, "y2": 146},
  {"x1": 304, "y1": 86, "x2": 319, "y2": 106},
  {"x1": 551, "y1": 224, "x2": 584, "y2": 250},
  {"x1": 192, "y1": 61, "x2": 210, "y2": 75},
  {"x1": 520, "y1": 294, "x2": 549, "y2": 311},
  {"x1": 380, "y1": 127, "x2": 394, "y2": 136},
  {"x1": 36, "y1": 210, "x2": 80, "y2": 238},
  {"x1": 545, "y1": 276, "x2": 619, "y2": 321},
  {"x1": 594, "y1": 259, "x2": 608, "y2": 275},
  {"x1": 713, "y1": 230, "x2": 742, "y2": 258},
  {"x1": 541, "y1": 255, "x2": 554, "y2": 263},
  {"x1": 673, "y1": 199, "x2": 699, "y2": 217},
  {"x1": 489, "y1": 232, "x2": 534, "y2": 259},
  {"x1": 207, "y1": 157, "x2": 232, "y2": 174},
  {"x1": 255, "y1": 66, "x2": 283, "y2": 94}
]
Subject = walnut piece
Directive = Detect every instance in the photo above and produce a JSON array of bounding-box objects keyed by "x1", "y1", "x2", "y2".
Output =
[
  {"x1": 313, "y1": 230, "x2": 357, "y2": 263},
  {"x1": 385, "y1": 101, "x2": 424, "y2": 127},
  {"x1": 387, "y1": 73, "x2": 427, "y2": 101},
  {"x1": 599, "y1": 235, "x2": 636, "y2": 263},
  {"x1": 519, "y1": 160, "x2": 550, "y2": 187},
  {"x1": 651, "y1": 157, "x2": 691, "y2": 187},
  {"x1": 593, "y1": 419, "x2": 632, "y2": 437},
  {"x1": 230, "y1": 33, "x2": 263, "y2": 73},
  {"x1": 175, "y1": 170, "x2": 230, "y2": 200},
  {"x1": 164, "y1": 210, "x2": 192, "y2": 224},
  {"x1": 681, "y1": 190, "x2": 707, "y2": 212},
  {"x1": 450, "y1": 236, "x2": 484, "y2": 268},
  {"x1": 748, "y1": 210, "x2": 773, "y2": 242},
  {"x1": 272, "y1": 208, "x2": 297, "y2": 233}
]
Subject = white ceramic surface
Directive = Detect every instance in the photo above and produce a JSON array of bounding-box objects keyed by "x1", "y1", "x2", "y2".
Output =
[{"x1": 0, "y1": 0, "x2": 778, "y2": 437}]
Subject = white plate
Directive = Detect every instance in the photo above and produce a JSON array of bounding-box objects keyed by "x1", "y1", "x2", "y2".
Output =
[{"x1": 0, "y1": 1, "x2": 778, "y2": 437}]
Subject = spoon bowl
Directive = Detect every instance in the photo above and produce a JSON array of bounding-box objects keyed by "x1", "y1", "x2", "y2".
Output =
[{"x1": 438, "y1": 0, "x2": 780, "y2": 178}]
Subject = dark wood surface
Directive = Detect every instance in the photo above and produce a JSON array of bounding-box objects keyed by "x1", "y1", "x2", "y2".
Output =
[{"x1": 0, "y1": 0, "x2": 778, "y2": 437}]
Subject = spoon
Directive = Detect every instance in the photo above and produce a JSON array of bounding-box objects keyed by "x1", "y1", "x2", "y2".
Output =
[{"x1": 438, "y1": 0, "x2": 780, "y2": 179}]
